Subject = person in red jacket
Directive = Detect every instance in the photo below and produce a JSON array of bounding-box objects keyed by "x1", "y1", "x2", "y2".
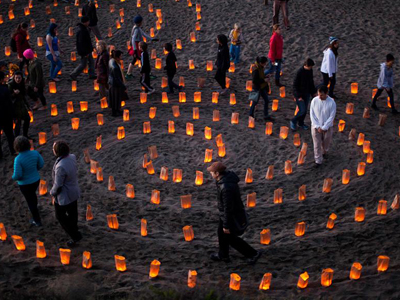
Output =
[
  {"x1": 12, "y1": 23, "x2": 31, "y2": 73},
  {"x1": 264, "y1": 24, "x2": 284, "y2": 87}
]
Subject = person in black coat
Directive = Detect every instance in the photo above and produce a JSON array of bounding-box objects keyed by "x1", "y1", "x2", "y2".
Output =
[
  {"x1": 70, "y1": 16, "x2": 96, "y2": 80},
  {"x1": 207, "y1": 162, "x2": 261, "y2": 265},
  {"x1": 215, "y1": 34, "x2": 230, "y2": 95},
  {"x1": 108, "y1": 50, "x2": 127, "y2": 117},
  {"x1": 139, "y1": 42, "x2": 155, "y2": 94},
  {"x1": 82, "y1": 0, "x2": 102, "y2": 40},
  {"x1": 0, "y1": 71, "x2": 16, "y2": 159},
  {"x1": 164, "y1": 43, "x2": 181, "y2": 94},
  {"x1": 290, "y1": 58, "x2": 316, "y2": 131}
]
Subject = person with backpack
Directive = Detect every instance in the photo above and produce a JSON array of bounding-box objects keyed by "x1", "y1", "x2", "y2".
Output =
[
  {"x1": 70, "y1": 17, "x2": 96, "y2": 81},
  {"x1": 0, "y1": 71, "x2": 16, "y2": 159},
  {"x1": 164, "y1": 43, "x2": 180, "y2": 94},
  {"x1": 11, "y1": 23, "x2": 31, "y2": 73},
  {"x1": 8, "y1": 71, "x2": 31, "y2": 138},
  {"x1": 82, "y1": 0, "x2": 102, "y2": 40},
  {"x1": 24, "y1": 49, "x2": 47, "y2": 111},
  {"x1": 207, "y1": 162, "x2": 261, "y2": 265},
  {"x1": 125, "y1": 15, "x2": 157, "y2": 79},
  {"x1": 45, "y1": 23, "x2": 63, "y2": 82},
  {"x1": 215, "y1": 34, "x2": 230, "y2": 95}
]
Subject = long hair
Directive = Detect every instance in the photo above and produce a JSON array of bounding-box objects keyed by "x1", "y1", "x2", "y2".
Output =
[
  {"x1": 47, "y1": 23, "x2": 58, "y2": 37},
  {"x1": 327, "y1": 42, "x2": 338, "y2": 57}
]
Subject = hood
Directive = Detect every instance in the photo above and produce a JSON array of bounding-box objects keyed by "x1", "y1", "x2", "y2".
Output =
[{"x1": 217, "y1": 171, "x2": 240, "y2": 185}]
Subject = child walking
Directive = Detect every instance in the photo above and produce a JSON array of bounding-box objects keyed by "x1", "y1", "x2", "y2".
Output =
[
  {"x1": 229, "y1": 24, "x2": 244, "y2": 65},
  {"x1": 371, "y1": 54, "x2": 398, "y2": 114},
  {"x1": 139, "y1": 42, "x2": 155, "y2": 94},
  {"x1": 164, "y1": 43, "x2": 180, "y2": 94}
]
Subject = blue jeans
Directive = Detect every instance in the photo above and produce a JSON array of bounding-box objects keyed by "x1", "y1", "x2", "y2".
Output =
[
  {"x1": 229, "y1": 44, "x2": 241, "y2": 64},
  {"x1": 264, "y1": 58, "x2": 282, "y2": 80},
  {"x1": 249, "y1": 88, "x2": 269, "y2": 118},
  {"x1": 291, "y1": 94, "x2": 310, "y2": 126},
  {"x1": 46, "y1": 54, "x2": 63, "y2": 80}
]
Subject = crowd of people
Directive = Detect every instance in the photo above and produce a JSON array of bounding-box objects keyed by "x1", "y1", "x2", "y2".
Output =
[{"x1": 0, "y1": 0, "x2": 397, "y2": 263}]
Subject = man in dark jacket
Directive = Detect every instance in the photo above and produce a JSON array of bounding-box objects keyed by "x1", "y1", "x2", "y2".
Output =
[
  {"x1": 82, "y1": 0, "x2": 102, "y2": 40},
  {"x1": 0, "y1": 71, "x2": 16, "y2": 159},
  {"x1": 215, "y1": 34, "x2": 230, "y2": 95},
  {"x1": 70, "y1": 16, "x2": 96, "y2": 80},
  {"x1": 290, "y1": 58, "x2": 316, "y2": 131},
  {"x1": 207, "y1": 162, "x2": 260, "y2": 264}
]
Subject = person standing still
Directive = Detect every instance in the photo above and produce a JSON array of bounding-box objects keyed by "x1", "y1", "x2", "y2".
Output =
[
  {"x1": 95, "y1": 40, "x2": 109, "y2": 100},
  {"x1": 50, "y1": 141, "x2": 82, "y2": 247},
  {"x1": 272, "y1": 0, "x2": 290, "y2": 30},
  {"x1": 12, "y1": 136, "x2": 44, "y2": 226},
  {"x1": 310, "y1": 86, "x2": 336, "y2": 166},
  {"x1": 215, "y1": 34, "x2": 230, "y2": 95},
  {"x1": 321, "y1": 37, "x2": 339, "y2": 99},
  {"x1": 371, "y1": 54, "x2": 398, "y2": 114},
  {"x1": 108, "y1": 50, "x2": 127, "y2": 117},
  {"x1": 82, "y1": 0, "x2": 102, "y2": 40},
  {"x1": 229, "y1": 24, "x2": 244, "y2": 65},
  {"x1": 207, "y1": 162, "x2": 261, "y2": 265},
  {"x1": 70, "y1": 17, "x2": 96, "y2": 81},
  {"x1": 290, "y1": 58, "x2": 316, "y2": 131}
]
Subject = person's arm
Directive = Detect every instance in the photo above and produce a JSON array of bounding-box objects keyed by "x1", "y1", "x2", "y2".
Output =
[
  {"x1": 310, "y1": 69, "x2": 316, "y2": 95},
  {"x1": 50, "y1": 165, "x2": 66, "y2": 196},
  {"x1": 310, "y1": 99, "x2": 321, "y2": 128},
  {"x1": 327, "y1": 51, "x2": 335, "y2": 78},
  {"x1": 229, "y1": 29, "x2": 233, "y2": 41},
  {"x1": 321, "y1": 101, "x2": 336, "y2": 131},
  {"x1": 12, "y1": 157, "x2": 22, "y2": 181},
  {"x1": 37, "y1": 152, "x2": 44, "y2": 170},
  {"x1": 221, "y1": 186, "x2": 235, "y2": 230},
  {"x1": 270, "y1": 35, "x2": 276, "y2": 63},
  {"x1": 131, "y1": 27, "x2": 138, "y2": 51},
  {"x1": 140, "y1": 28, "x2": 153, "y2": 41}
]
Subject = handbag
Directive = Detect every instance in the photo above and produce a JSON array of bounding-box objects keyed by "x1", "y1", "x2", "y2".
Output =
[{"x1": 248, "y1": 91, "x2": 260, "y2": 102}]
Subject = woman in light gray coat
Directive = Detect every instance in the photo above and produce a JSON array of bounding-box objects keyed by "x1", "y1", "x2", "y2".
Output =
[{"x1": 50, "y1": 140, "x2": 82, "y2": 247}]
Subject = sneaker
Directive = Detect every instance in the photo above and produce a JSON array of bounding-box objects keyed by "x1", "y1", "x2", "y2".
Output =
[
  {"x1": 210, "y1": 253, "x2": 230, "y2": 263},
  {"x1": 323, "y1": 153, "x2": 328, "y2": 159},
  {"x1": 247, "y1": 251, "x2": 261, "y2": 265},
  {"x1": 314, "y1": 162, "x2": 322, "y2": 168},
  {"x1": 150, "y1": 74, "x2": 157, "y2": 80},
  {"x1": 299, "y1": 124, "x2": 309, "y2": 130},
  {"x1": 147, "y1": 88, "x2": 156, "y2": 95},
  {"x1": 89, "y1": 75, "x2": 97, "y2": 80},
  {"x1": 392, "y1": 109, "x2": 399, "y2": 115},
  {"x1": 125, "y1": 73, "x2": 134, "y2": 80},
  {"x1": 290, "y1": 121, "x2": 297, "y2": 131},
  {"x1": 264, "y1": 116, "x2": 274, "y2": 122},
  {"x1": 220, "y1": 88, "x2": 229, "y2": 95},
  {"x1": 69, "y1": 74, "x2": 77, "y2": 81},
  {"x1": 371, "y1": 104, "x2": 379, "y2": 110},
  {"x1": 53, "y1": 77, "x2": 61, "y2": 82},
  {"x1": 30, "y1": 219, "x2": 42, "y2": 227}
]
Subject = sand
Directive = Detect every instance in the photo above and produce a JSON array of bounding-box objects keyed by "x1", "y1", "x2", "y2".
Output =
[{"x1": 1, "y1": 0, "x2": 400, "y2": 299}]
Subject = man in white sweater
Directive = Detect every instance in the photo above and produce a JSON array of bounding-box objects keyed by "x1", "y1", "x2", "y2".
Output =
[{"x1": 310, "y1": 85, "x2": 336, "y2": 166}]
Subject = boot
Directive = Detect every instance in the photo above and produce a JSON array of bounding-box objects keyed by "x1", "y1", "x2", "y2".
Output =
[{"x1": 275, "y1": 79, "x2": 284, "y2": 88}]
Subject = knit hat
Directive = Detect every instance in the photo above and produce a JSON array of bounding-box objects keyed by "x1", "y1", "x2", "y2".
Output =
[
  {"x1": 207, "y1": 162, "x2": 227, "y2": 173},
  {"x1": 23, "y1": 49, "x2": 35, "y2": 60},
  {"x1": 134, "y1": 15, "x2": 143, "y2": 24},
  {"x1": 329, "y1": 36, "x2": 338, "y2": 44}
]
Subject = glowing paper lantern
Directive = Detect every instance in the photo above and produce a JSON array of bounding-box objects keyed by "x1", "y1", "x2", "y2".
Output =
[
  {"x1": 245, "y1": 168, "x2": 253, "y2": 183},
  {"x1": 338, "y1": 119, "x2": 345, "y2": 132},
  {"x1": 274, "y1": 188, "x2": 283, "y2": 204},
  {"x1": 82, "y1": 251, "x2": 92, "y2": 269},
  {"x1": 117, "y1": 126, "x2": 125, "y2": 140},
  {"x1": 204, "y1": 149, "x2": 213, "y2": 163},
  {"x1": 189, "y1": 60, "x2": 195, "y2": 70},
  {"x1": 357, "y1": 162, "x2": 366, "y2": 176},
  {"x1": 86, "y1": 204, "x2": 93, "y2": 221},
  {"x1": 80, "y1": 101, "x2": 88, "y2": 112},
  {"x1": 265, "y1": 122, "x2": 273, "y2": 136},
  {"x1": 231, "y1": 112, "x2": 239, "y2": 124},
  {"x1": 149, "y1": 260, "x2": 161, "y2": 278},
  {"x1": 259, "y1": 273, "x2": 272, "y2": 290},
  {"x1": 155, "y1": 58, "x2": 162, "y2": 69},
  {"x1": 181, "y1": 195, "x2": 192, "y2": 209},
  {"x1": 355, "y1": 207, "x2": 365, "y2": 222},
  {"x1": 297, "y1": 272, "x2": 309, "y2": 289},
  {"x1": 38, "y1": 132, "x2": 47, "y2": 145},
  {"x1": 346, "y1": 103, "x2": 354, "y2": 115},
  {"x1": 186, "y1": 123, "x2": 194, "y2": 136},
  {"x1": 97, "y1": 114, "x2": 104, "y2": 126},
  {"x1": 179, "y1": 92, "x2": 186, "y2": 103},
  {"x1": 229, "y1": 273, "x2": 241, "y2": 291},
  {"x1": 342, "y1": 169, "x2": 350, "y2": 185},
  {"x1": 298, "y1": 185, "x2": 306, "y2": 201},
  {"x1": 151, "y1": 190, "x2": 160, "y2": 204},
  {"x1": 12, "y1": 235, "x2": 26, "y2": 251},
  {"x1": 115, "y1": 255, "x2": 127, "y2": 272},
  {"x1": 36, "y1": 240, "x2": 46, "y2": 258},
  {"x1": 265, "y1": 165, "x2": 274, "y2": 180},
  {"x1": 108, "y1": 176, "x2": 115, "y2": 191},
  {"x1": 218, "y1": 144, "x2": 226, "y2": 157},
  {"x1": 326, "y1": 213, "x2": 337, "y2": 229},
  {"x1": 279, "y1": 86, "x2": 285, "y2": 98},
  {"x1": 279, "y1": 126, "x2": 289, "y2": 139},
  {"x1": 260, "y1": 229, "x2": 270, "y2": 245},
  {"x1": 247, "y1": 192, "x2": 256, "y2": 208},
  {"x1": 141, "y1": 219, "x2": 147, "y2": 236},
  {"x1": 195, "y1": 171, "x2": 203, "y2": 186},
  {"x1": 377, "y1": 255, "x2": 390, "y2": 272},
  {"x1": 321, "y1": 268, "x2": 334, "y2": 287},
  {"x1": 377, "y1": 200, "x2": 387, "y2": 215},
  {"x1": 176, "y1": 39, "x2": 182, "y2": 50},
  {"x1": 49, "y1": 82, "x2": 57, "y2": 93},
  {"x1": 183, "y1": 225, "x2": 194, "y2": 242},
  {"x1": 322, "y1": 178, "x2": 333, "y2": 193},
  {"x1": 295, "y1": 222, "x2": 305, "y2": 236},
  {"x1": 71, "y1": 118, "x2": 80, "y2": 130},
  {"x1": 126, "y1": 184, "x2": 135, "y2": 199},
  {"x1": 284, "y1": 160, "x2": 292, "y2": 175},
  {"x1": 0, "y1": 223, "x2": 7, "y2": 241},
  {"x1": 351, "y1": 83, "x2": 358, "y2": 94},
  {"x1": 107, "y1": 214, "x2": 119, "y2": 230},
  {"x1": 188, "y1": 270, "x2": 197, "y2": 288},
  {"x1": 168, "y1": 121, "x2": 175, "y2": 134},
  {"x1": 59, "y1": 248, "x2": 71, "y2": 265}
]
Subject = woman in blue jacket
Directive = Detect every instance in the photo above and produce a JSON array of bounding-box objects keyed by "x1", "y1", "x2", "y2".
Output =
[{"x1": 12, "y1": 136, "x2": 44, "y2": 226}]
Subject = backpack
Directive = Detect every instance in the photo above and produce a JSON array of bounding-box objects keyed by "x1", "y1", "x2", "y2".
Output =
[{"x1": 10, "y1": 36, "x2": 17, "y2": 52}]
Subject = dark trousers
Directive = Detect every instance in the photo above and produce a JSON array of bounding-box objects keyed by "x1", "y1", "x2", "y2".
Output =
[
  {"x1": 27, "y1": 86, "x2": 47, "y2": 106},
  {"x1": 249, "y1": 88, "x2": 270, "y2": 118},
  {"x1": 19, "y1": 56, "x2": 29, "y2": 74},
  {"x1": 264, "y1": 58, "x2": 282, "y2": 80},
  {"x1": 0, "y1": 121, "x2": 15, "y2": 157},
  {"x1": 71, "y1": 55, "x2": 95, "y2": 78},
  {"x1": 55, "y1": 200, "x2": 82, "y2": 241},
  {"x1": 291, "y1": 94, "x2": 310, "y2": 126},
  {"x1": 167, "y1": 74, "x2": 180, "y2": 93},
  {"x1": 372, "y1": 88, "x2": 395, "y2": 110},
  {"x1": 215, "y1": 68, "x2": 227, "y2": 89},
  {"x1": 14, "y1": 115, "x2": 30, "y2": 137},
  {"x1": 19, "y1": 180, "x2": 41, "y2": 223},
  {"x1": 140, "y1": 73, "x2": 152, "y2": 92},
  {"x1": 273, "y1": 0, "x2": 290, "y2": 27},
  {"x1": 218, "y1": 220, "x2": 257, "y2": 259},
  {"x1": 321, "y1": 72, "x2": 336, "y2": 97}
]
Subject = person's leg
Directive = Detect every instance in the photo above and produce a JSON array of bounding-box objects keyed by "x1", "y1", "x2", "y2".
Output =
[
  {"x1": 228, "y1": 234, "x2": 258, "y2": 258},
  {"x1": 229, "y1": 44, "x2": 235, "y2": 62},
  {"x1": 22, "y1": 115, "x2": 30, "y2": 137},
  {"x1": 215, "y1": 69, "x2": 225, "y2": 89},
  {"x1": 46, "y1": 54, "x2": 56, "y2": 79},
  {"x1": 260, "y1": 88, "x2": 270, "y2": 118},
  {"x1": 322, "y1": 127, "x2": 334, "y2": 154},
  {"x1": 55, "y1": 202, "x2": 73, "y2": 238},
  {"x1": 311, "y1": 127, "x2": 323, "y2": 164},
  {"x1": 19, "y1": 180, "x2": 41, "y2": 223},
  {"x1": 141, "y1": 73, "x2": 150, "y2": 92},
  {"x1": 329, "y1": 73, "x2": 336, "y2": 97},
  {"x1": 298, "y1": 94, "x2": 310, "y2": 126},
  {"x1": 90, "y1": 26, "x2": 103, "y2": 40},
  {"x1": 272, "y1": 0, "x2": 280, "y2": 25},
  {"x1": 65, "y1": 201, "x2": 82, "y2": 241},
  {"x1": 321, "y1": 72, "x2": 330, "y2": 87},
  {"x1": 88, "y1": 55, "x2": 95, "y2": 77},
  {"x1": 167, "y1": 75, "x2": 175, "y2": 93},
  {"x1": 1, "y1": 122, "x2": 15, "y2": 154},
  {"x1": 234, "y1": 45, "x2": 241, "y2": 64},
  {"x1": 371, "y1": 88, "x2": 383, "y2": 107},
  {"x1": 52, "y1": 58, "x2": 63, "y2": 79},
  {"x1": 291, "y1": 98, "x2": 305, "y2": 126},
  {"x1": 264, "y1": 59, "x2": 276, "y2": 76},
  {"x1": 275, "y1": 60, "x2": 282, "y2": 81},
  {"x1": 99, "y1": 83, "x2": 107, "y2": 99},
  {"x1": 218, "y1": 220, "x2": 230, "y2": 259},
  {"x1": 70, "y1": 56, "x2": 87, "y2": 79},
  {"x1": 281, "y1": 0, "x2": 290, "y2": 28},
  {"x1": 37, "y1": 87, "x2": 47, "y2": 106},
  {"x1": 387, "y1": 88, "x2": 396, "y2": 111},
  {"x1": 14, "y1": 119, "x2": 22, "y2": 136},
  {"x1": 249, "y1": 92, "x2": 260, "y2": 117}
]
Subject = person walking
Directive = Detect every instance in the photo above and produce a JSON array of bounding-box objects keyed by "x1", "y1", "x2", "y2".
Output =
[
  {"x1": 139, "y1": 42, "x2": 155, "y2": 94},
  {"x1": 24, "y1": 49, "x2": 47, "y2": 111},
  {"x1": 207, "y1": 162, "x2": 261, "y2": 265},
  {"x1": 82, "y1": 0, "x2": 102, "y2": 40},
  {"x1": 95, "y1": 40, "x2": 109, "y2": 100},
  {"x1": 12, "y1": 136, "x2": 44, "y2": 226},
  {"x1": 45, "y1": 23, "x2": 63, "y2": 82},
  {"x1": 70, "y1": 17, "x2": 96, "y2": 81},
  {"x1": 310, "y1": 85, "x2": 336, "y2": 166},
  {"x1": 249, "y1": 56, "x2": 272, "y2": 121},
  {"x1": 321, "y1": 37, "x2": 339, "y2": 99},
  {"x1": 215, "y1": 34, "x2": 230, "y2": 95},
  {"x1": 11, "y1": 23, "x2": 31, "y2": 73},
  {"x1": 164, "y1": 43, "x2": 180, "y2": 94},
  {"x1": 229, "y1": 23, "x2": 244, "y2": 65},
  {"x1": 290, "y1": 58, "x2": 316, "y2": 131},
  {"x1": 371, "y1": 54, "x2": 398, "y2": 114},
  {"x1": 265, "y1": 24, "x2": 284, "y2": 87},
  {"x1": 0, "y1": 71, "x2": 16, "y2": 159},
  {"x1": 272, "y1": 0, "x2": 290, "y2": 29},
  {"x1": 8, "y1": 71, "x2": 31, "y2": 138},
  {"x1": 125, "y1": 15, "x2": 157, "y2": 79},
  {"x1": 108, "y1": 50, "x2": 127, "y2": 116},
  {"x1": 50, "y1": 140, "x2": 82, "y2": 247}
]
